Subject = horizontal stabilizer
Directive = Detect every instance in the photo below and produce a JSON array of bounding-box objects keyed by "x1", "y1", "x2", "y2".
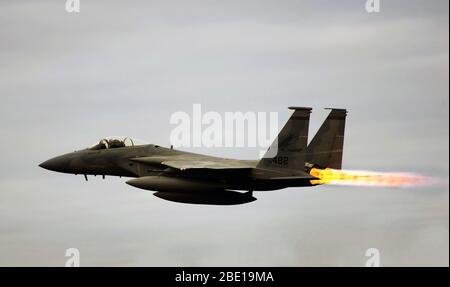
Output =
[
  {"x1": 252, "y1": 168, "x2": 317, "y2": 180},
  {"x1": 269, "y1": 175, "x2": 318, "y2": 180}
]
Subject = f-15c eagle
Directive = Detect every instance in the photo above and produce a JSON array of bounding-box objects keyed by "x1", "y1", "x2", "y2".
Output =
[{"x1": 39, "y1": 107, "x2": 347, "y2": 205}]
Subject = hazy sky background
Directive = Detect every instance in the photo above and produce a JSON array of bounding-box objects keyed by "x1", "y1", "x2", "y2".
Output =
[{"x1": 0, "y1": 0, "x2": 448, "y2": 266}]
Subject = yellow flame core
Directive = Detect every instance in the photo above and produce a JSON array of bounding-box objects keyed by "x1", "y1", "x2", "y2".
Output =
[{"x1": 309, "y1": 168, "x2": 431, "y2": 187}]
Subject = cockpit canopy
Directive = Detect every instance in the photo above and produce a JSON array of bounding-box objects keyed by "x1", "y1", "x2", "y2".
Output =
[{"x1": 88, "y1": 137, "x2": 148, "y2": 150}]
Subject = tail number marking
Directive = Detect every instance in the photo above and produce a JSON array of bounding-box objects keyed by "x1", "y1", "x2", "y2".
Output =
[{"x1": 272, "y1": 156, "x2": 289, "y2": 166}]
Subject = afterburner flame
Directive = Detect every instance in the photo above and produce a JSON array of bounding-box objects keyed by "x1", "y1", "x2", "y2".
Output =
[{"x1": 309, "y1": 168, "x2": 432, "y2": 187}]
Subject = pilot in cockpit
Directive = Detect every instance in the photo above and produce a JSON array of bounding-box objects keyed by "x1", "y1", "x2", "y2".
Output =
[
  {"x1": 107, "y1": 139, "x2": 125, "y2": 148},
  {"x1": 88, "y1": 137, "x2": 146, "y2": 150}
]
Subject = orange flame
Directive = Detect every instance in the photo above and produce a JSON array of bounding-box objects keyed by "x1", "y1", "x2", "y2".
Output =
[{"x1": 309, "y1": 168, "x2": 432, "y2": 187}]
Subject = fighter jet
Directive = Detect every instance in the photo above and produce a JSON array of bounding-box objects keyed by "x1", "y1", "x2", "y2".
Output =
[{"x1": 39, "y1": 107, "x2": 347, "y2": 205}]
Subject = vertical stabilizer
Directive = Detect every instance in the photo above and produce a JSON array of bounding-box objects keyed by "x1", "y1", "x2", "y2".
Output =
[
  {"x1": 257, "y1": 107, "x2": 312, "y2": 173},
  {"x1": 306, "y1": 108, "x2": 347, "y2": 169}
]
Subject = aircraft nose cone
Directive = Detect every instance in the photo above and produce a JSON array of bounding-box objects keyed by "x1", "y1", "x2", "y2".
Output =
[{"x1": 39, "y1": 155, "x2": 71, "y2": 172}]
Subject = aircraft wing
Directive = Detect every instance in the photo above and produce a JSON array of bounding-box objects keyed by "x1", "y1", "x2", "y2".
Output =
[
  {"x1": 161, "y1": 160, "x2": 254, "y2": 170},
  {"x1": 130, "y1": 156, "x2": 256, "y2": 170}
]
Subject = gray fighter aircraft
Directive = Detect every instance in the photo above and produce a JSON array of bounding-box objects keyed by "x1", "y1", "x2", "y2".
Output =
[{"x1": 39, "y1": 107, "x2": 347, "y2": 205}]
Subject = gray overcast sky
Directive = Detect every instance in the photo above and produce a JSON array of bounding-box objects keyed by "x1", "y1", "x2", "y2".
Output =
[{"x1": 0, "y1": 0, "x2": 448, "y2": 266}]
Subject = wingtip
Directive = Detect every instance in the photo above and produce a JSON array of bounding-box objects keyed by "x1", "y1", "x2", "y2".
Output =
[
  {"x1": 324, "y1": 107, "x2": 347, "y2": 111},
  {"x1": 288, "y1": 106, "x2": 312, "y2": 111}
]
